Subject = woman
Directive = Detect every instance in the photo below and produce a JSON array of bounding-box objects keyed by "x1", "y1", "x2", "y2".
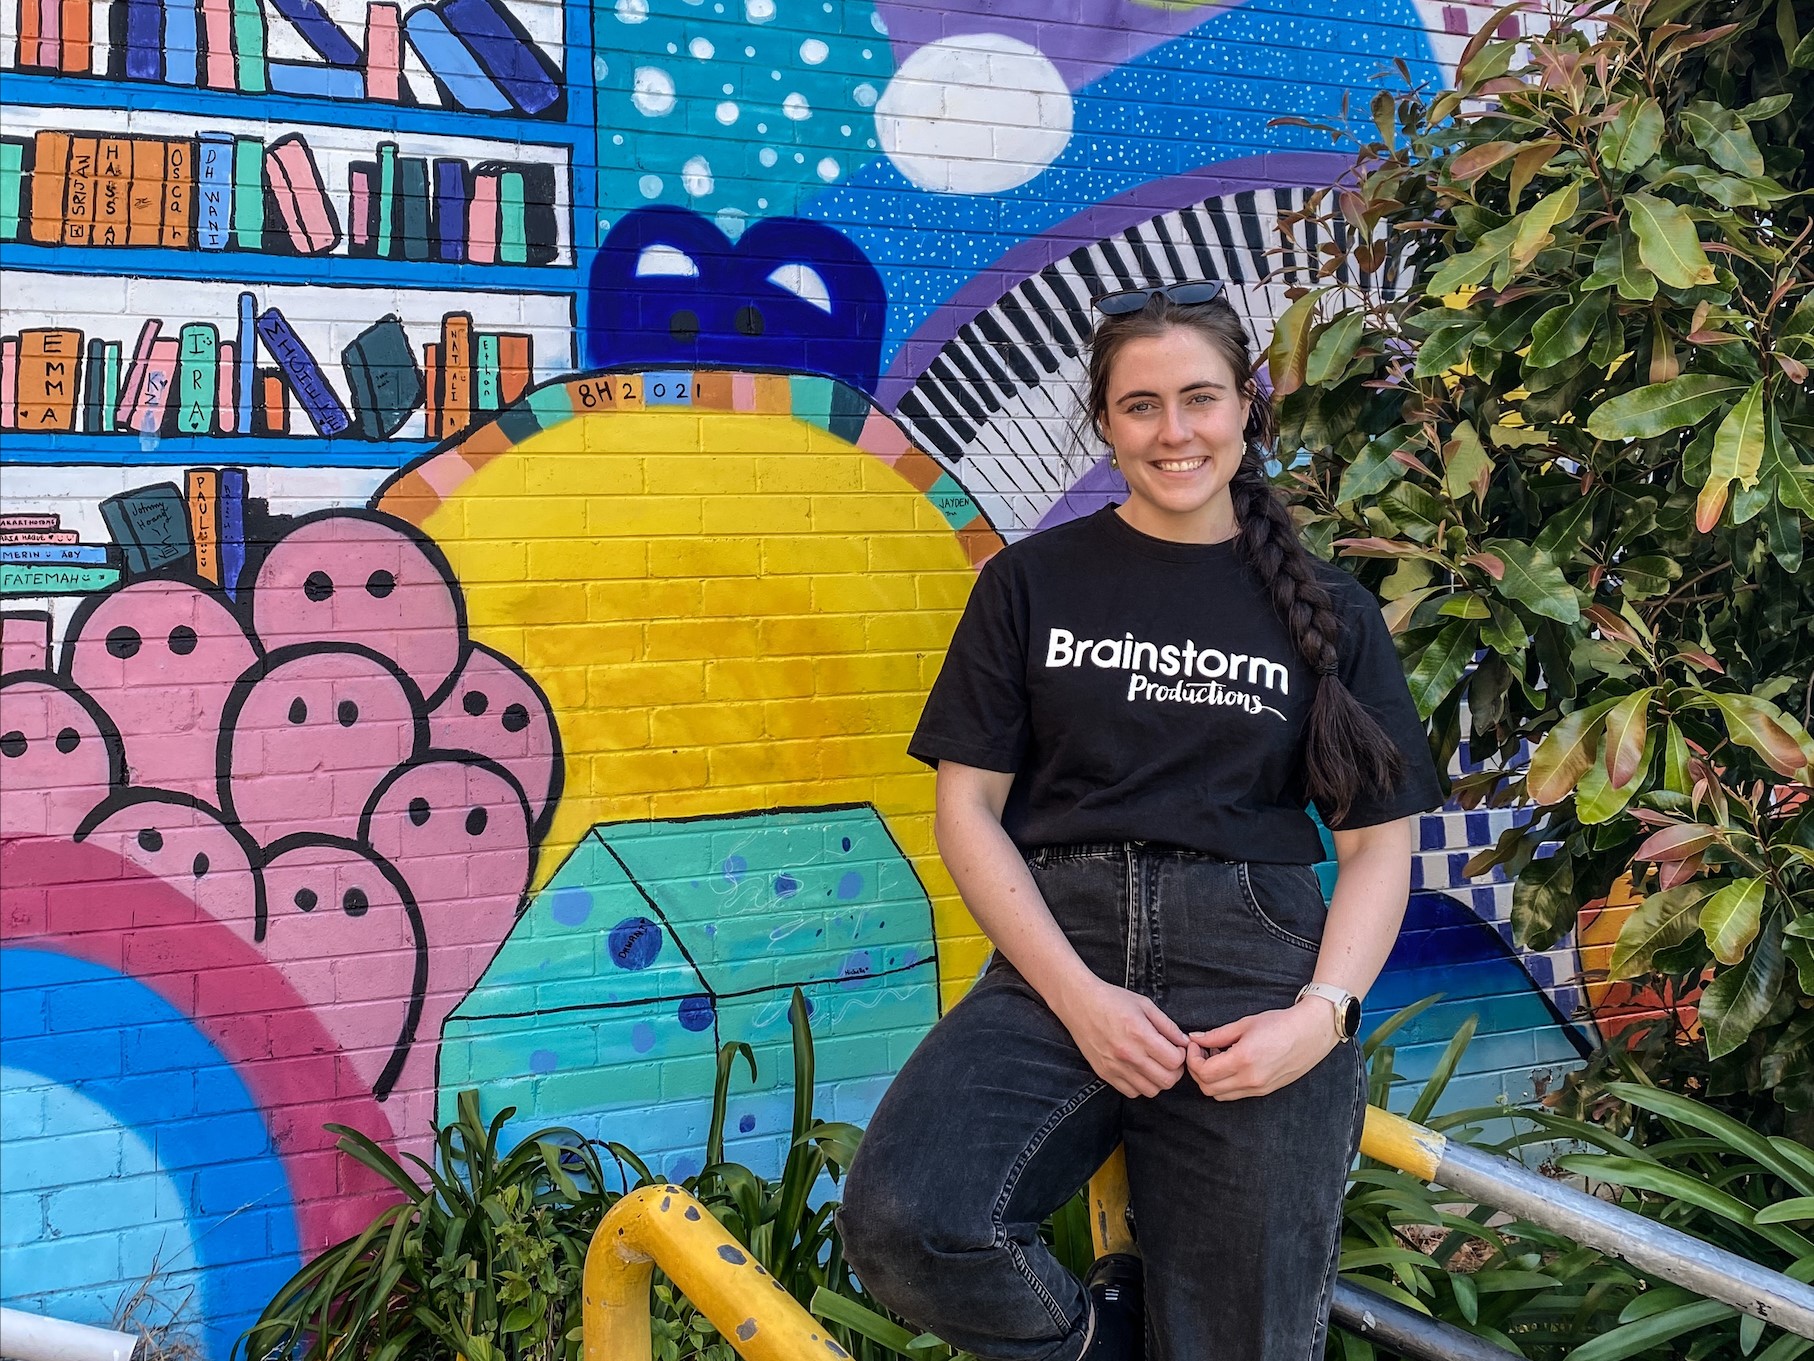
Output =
[{"x1": 836, "y1": 283, "x2": 1446, "y2": 1360}]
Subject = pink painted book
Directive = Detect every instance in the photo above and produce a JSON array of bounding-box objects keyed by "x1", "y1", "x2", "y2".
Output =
[
  {"x1": 1, "y1": 337, "x2": 17, "y2": 429},
  {"x1": 266, "y1": 135, "x2": 340, "y2": 254},
  {"x1": 202, "y1": 0, "x2": 236, "y2": 89},
  {"x1": 115, "y1": 319, "x2": 162, "y2": 429},
  {"x1": 468, "y1": 171, "x2": 498, "y2": 264},
  {"x1": 217, "y1": 340, "x2": 237, "y2": 433},
  {"x1": 0, "y1": 530, "x2": 80, "y2": 543},
  {"x1": 365, "y1": 3, "x2": 402, "y2": 101},
  {"x1": 130, "y1": 337, "x2": 181, "y2": 435}
]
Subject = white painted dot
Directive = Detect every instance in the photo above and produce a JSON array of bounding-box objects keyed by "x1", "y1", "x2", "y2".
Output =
[
  {"x1": 800, "y1": 38, "x2": 829, "y2": 64},
  {"x1": 690, "y1": 36, "x2": 715, "y2": 59},
  {"x1": 871, "y1": 11, "x2": 887, "y2": 33},
  {"x1": 759, "y1": 146, "x2": 778, "y2": 166},
  {"x1": 853, "y1": 82, "x2": 877, "y2": 107},
  {"x1": 866, "y1": 137, "x2": 876, "y2": 147},
  {"x1": 770, "y1": 69, "x2": 781, "y2": 79},
  {"x1": 757, "y1": 197, "x2": 768, "y2": 208},
  {"x1": 840, "y1": 123, "x2": 851, "y2": 135},
  {"x1": 722, "y1": 81, "x2": 734, "y2": 93},
  {"x1": 592, "y1": 54, "x2": 609, "y2": 81},
  {"x1": 666, "y1": 41, "x2": 677, "y2": 54},
  {"x1": 716, "y1": 206, "x2": 748, "y2": 240},
  {"x1": 783, "y1": 91, "x2": 810, "y2": 119},
  {"x1": 744, "y1": 45, "x2": 756, "y2": 56},
  {"x1": 817, "y1": 156, "x2": 840, "y2": 181},
  {"x1": 632, "y1": 66, "x2": 677, "y2": 116},
  {"x1": 876, "y1": 33, "x2": 1073, "y2": 193},
  {"x1": 639, "y1": 174, "x2": 663, "y2": 197},
  {"x1": 613, "y1": 133, "x2": 625, "y2": 144},
  {"x1": 716, "y1": 100, "x2": 739, "y2": 123},
  {"x1": 861, "y1": 47, "x2": 872, "y2": 59},
  {"x1": 616, "y1": 0, "x2": 647, "y2": 21},
  {"x1": 746, "y1": 0, "x2": 774, "y2": 20},
  {"x1": 756, "y1": 121, "x2": 767, "y2": 132},
  {"x1": 682, "y1": 155, "x2": 714, "y2": 197},
  {"x1": 793, "y1": 150, "x2": 805, "y2": 163}
]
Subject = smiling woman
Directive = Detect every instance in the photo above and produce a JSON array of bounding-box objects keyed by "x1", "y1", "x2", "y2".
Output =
[{"x1": 836, "y1": 287, "x2": 1446, "y2": 1361}]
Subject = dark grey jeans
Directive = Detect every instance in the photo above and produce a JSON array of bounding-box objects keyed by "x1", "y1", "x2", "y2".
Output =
[{"x1": 838, "y1": 843, "x2": 1365, "y2": 1361}]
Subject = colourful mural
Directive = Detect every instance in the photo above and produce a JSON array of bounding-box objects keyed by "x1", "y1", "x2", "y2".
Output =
[{"x1": 3, "y1": 0, "x2": 1589, "y2": 1346}]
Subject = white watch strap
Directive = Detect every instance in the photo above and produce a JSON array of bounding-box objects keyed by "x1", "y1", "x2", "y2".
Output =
[{"x1": 1296, "y1": 983, "x2": 1356, "y2": 1038}]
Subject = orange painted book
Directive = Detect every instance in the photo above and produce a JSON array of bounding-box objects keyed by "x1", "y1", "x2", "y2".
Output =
[
  {"x1": 440, "y1": 313, "x2": 472, "y2": 436},
  {"x1": 260, "y1": 370, "x2": 289, "y2": 434},
  {"x1": 19, "y1": 0, "x2": 43, "y2": 68},
  {"x1": 15, "y1": 329, "x2": 82, "y2": 431},
  {"x1": 59, "y1": 0, "x2": 91, "y2": 71},
  {"x1": 61, "y1": 136, "x2": 98, "y2": 245},
  {"x1": 496, "y1": 332, "x2": 531, "y2": 405},
  {"x1": 162, "y1": 140, "x2": 195, "y2": 249},
  {"x1": 127, "y1": 138, "x2": 166, "y2": 245},
  {"x1": 422, "y1": 342, "x2": 442, "y2": 437},
  {"x1": 29, "y1": 132, "x2": 70, "y2": 244},
  {"x1": 92, "y1": 138, "x2": 130, "y2": 247},
  {"x1": 186, "y1": 468, "x2": 220, "y2": 584}
]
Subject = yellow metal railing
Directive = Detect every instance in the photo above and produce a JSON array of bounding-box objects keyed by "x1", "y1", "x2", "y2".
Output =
[{"x1": 584, "y1": 1108, "x2": 1814, "y2": 1358}]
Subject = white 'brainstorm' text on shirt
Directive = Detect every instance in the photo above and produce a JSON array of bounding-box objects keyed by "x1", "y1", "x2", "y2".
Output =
[{"x1": 1042, "y1": 627, "x2": 1291, "y2": 719}]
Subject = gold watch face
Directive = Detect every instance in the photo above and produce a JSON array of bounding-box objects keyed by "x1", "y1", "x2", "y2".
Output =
[{"x1": 1339, "y1": 996, "x2": 1363, "y2": 1040}]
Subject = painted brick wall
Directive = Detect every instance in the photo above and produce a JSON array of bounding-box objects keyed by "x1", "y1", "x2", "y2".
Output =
[{"x1": 0, "y1": 0, "x2": 1619, "y2": 1349}]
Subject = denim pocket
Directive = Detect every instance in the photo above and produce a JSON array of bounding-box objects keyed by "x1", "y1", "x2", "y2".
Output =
[{"x1": 1237, "y1": 861, "x2": 1325, "y2": 953}]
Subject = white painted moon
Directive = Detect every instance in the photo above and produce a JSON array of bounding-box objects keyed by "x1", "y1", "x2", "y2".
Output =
[{"x1": 874, "y1": 33, "x2": 1073, "y2": 195}]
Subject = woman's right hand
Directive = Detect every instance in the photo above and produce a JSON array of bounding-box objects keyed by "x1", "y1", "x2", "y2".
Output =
[{"x1": 1052, "y1": 977, "x2": 1190, "y2": 1098}]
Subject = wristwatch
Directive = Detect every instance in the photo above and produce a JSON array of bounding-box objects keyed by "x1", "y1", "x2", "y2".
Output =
[{"x1": 1296, "y1": 983, "x2": 1362, "y2": 1043}]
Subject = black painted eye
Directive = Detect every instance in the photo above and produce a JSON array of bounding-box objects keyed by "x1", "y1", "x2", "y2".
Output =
[
  {"x1": 669, "y1": 309, "x2": 700, "y2": 342},
  {"x1": 303, "y1": 571, "x2": 334, "y2": 603},
  {"x1": 501, "y1": 703, "x2": 530, "y2": 733},
  {"x1": 463, "y1": 690, "x2": 489, "y2": 717},
  {"x1": 193, "y1": 852, "x2": 210, "y2": 877},
  {"x1": 465, "y1": 807, "x2": 488, "y2": 836},
  {"x1": 106, "y1": 625, "x2": 142, "y2": 659},
  {"x1": 336, "y1": 700, "x2": 358, "y2": 727},
  {"x1": 365, "y1": 570, "x2": 396, "y2": 599},
  {"x1": 137, "y1": 828, "x2": 163, "y2": 852},
  {"x1": 408, "y1": 797, "x2": 431, "y2": 826},
  {"x1": 0, "y1": 731, "x2": 25, "y2": 758},
  {"x1": 342, "y1": 887, "x2": 369, "y2": 917},
  {"x1": 294, "y1": 887, "x2": 318, "y2": 911},
  {"x1": 168, "y1": 625, "x2": 198, "y2": 656},
  {"x1": 735, "y1": 305, "x2": 765, "y2": 337},
  {"x1": 54, "y1": 727, "x2": 80, "y2": 754},
  {"x1": 287, "y1": 697, "x2": 308, "y2": 724}
]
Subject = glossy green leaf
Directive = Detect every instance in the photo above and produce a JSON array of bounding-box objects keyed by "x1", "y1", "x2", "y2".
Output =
[
  {"x1": 1609, "y1": 883, "x2": 1716, "y2": 978},
  {"x1": 1526, "y1": 697, "x2": 1619, "y2": 804},
  {"x1": 1338, "y1": 429, "x2": 1412, "y2": 505},
  {"x1": 1527, "y1": 291, "x2": 1610, "y2": 370},
  {"x1": 1443, "y1": 420, "x2": 1493, "y2": 504},
  {"x1": 1424, "y1": 220, "x2": 1519, "y2": 298},
  {"x1": 1682, "y1": 100, "x2": 1766, "y2": 177},
  {"x1": 1512, "y1": 849, "x2": 1578, "y2": 951},
  {"x1": 1485, "y1": 539, "x2": 1581, "y2": 624},
  {"x1": 1305, "y1": 310, "x2": 1368, "y2": 387},
  {"x1": 1264, "y1": 286, "x2": 1330, "y2": 398},
  {"x1": 1700, "y1": 876, "x2": 1766, "y2": 965},
  {"x1": 1601, "y1": 96, "x2": 1665, "y2": 172},
  {"x1": 1626, "y1": 192, "x2": 1718, "y2": 288},
  {"x1": 1510, "y1": 182, "x2": 1579, "y2": 271},
  {"x1": 1562, "y1": 1300, "x2": 1738, "y2": 1361},
  {"x1": 1701, "y1": 921, "x2": 1787, "y2": 1059},
  {"x1": 1709, "y1": 690, "x2": 1814, "y2": 777},
  {"x1": 1602, "y1": 688, "x2": 1653, "y2": 788},
  {"x1": 1412, "y1": 318, "x2": 1484, "y2": 377},
  {"x1": 1406, "y1": 621, "x2": 1476, "y2": 720},
  {"x1": 1585, "y1": 374, "x2": 1747, "y2": 440}
]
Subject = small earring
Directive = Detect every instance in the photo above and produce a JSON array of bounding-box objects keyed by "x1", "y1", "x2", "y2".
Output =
[{"x1": 1109, "y1": 451, "x2": 1119, "y2": 469}]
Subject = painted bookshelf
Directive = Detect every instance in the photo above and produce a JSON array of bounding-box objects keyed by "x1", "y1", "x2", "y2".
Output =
[{"x1": 0, "y1": 0, "x2": 594, "y2": 468}]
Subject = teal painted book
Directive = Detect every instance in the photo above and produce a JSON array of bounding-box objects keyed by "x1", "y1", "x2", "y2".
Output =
[
  {"x1": 232, "y1": 137, "x2": 265, "y2": 249},
  {"x1": 177, "y1": 324, "x2": 220, "y2": 434}
]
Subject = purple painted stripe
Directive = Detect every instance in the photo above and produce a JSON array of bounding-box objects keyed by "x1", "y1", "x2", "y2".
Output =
[{"x1": 877, "y1": 151, "x2": 1351, "y2": 409}]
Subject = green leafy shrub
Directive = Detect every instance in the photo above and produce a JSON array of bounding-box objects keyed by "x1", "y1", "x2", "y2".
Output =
[{"x1": 1263, "y1": 0, "x2": 1814, "y2": 1124}]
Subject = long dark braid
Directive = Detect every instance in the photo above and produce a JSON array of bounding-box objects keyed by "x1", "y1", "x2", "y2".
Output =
[{"x1": 1084, "y1": 295, "x2": 1407, "y2": 824}]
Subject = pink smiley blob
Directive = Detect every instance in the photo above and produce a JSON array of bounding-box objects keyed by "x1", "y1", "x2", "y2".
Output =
[
  {"x1": 63, "y1": 578, "x2": 256, "y2": 802},
  {"x1": 251, "y1": 512, "x2": 465, "y2": 706},
  {"x1": 0, "y1": 676, "x2": 122, "y2": 839},
  {"x1": 74, "y1": 791, "x2": 264, "y2": 942},
  {"x1": 220, "y1": 645, "x2": 424, "y2": 846},
  {"x1": 361, "y1": 754, "x2": 532, "y2": 1136},
  {"x1": 428, "y1": 644, "x2": 562, "y2": 836},
  {"x1": 258, "y1": 835, "x2": 426, "y2": 1101}
]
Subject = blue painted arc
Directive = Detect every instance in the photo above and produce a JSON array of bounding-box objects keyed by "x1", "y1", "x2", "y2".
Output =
[{"x1": 0, "y1": 949, "x2": 302, "y2": 1361}]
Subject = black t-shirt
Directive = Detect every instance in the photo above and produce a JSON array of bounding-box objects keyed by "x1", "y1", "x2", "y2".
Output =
[{"x1": 908, "y1": 506, "x2": 1446, "y2": 863}]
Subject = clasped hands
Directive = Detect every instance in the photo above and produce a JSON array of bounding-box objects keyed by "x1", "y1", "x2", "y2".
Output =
[{"x1": 1054, "y1": 977, "x2": 1338, "y2": 1101}]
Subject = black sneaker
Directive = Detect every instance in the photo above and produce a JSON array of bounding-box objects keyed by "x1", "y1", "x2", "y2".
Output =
[{"x1": 1077, "y1": 1253, "x2": 1145, "y2": 1359}]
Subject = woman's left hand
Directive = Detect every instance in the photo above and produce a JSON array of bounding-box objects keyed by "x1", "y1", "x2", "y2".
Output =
[{"x1": 1186, "y1": 1000, "x2": 1339, "y2": 1100}]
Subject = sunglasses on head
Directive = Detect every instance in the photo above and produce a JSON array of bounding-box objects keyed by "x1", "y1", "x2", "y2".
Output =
[{"x1": 1091, "y1": 280, "x2": 1228, "y2": 315}]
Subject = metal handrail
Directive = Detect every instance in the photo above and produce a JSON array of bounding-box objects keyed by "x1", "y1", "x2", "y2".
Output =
[
  {"x1": 581, "y1": 1108, "x2": 1814, "y2": 1359},
  {"x1": 582, "y1": 1183, "x2": 850, "y2": 1361}
]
